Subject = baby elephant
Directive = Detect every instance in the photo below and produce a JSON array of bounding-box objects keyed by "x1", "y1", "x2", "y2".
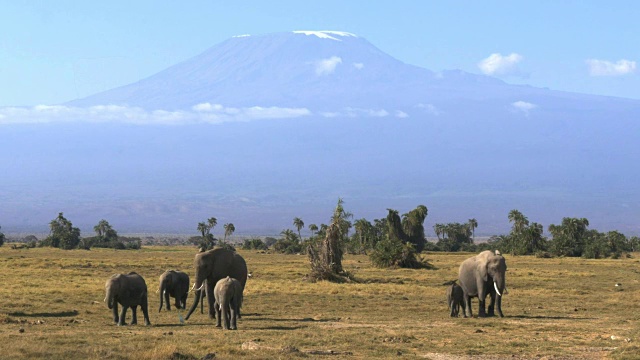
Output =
[
  {"x1": 104, "y1": 272, "x2": 151, "y2": 326},
  {"x1": 158, "y1": 270, "x2": 190, "y2": 312},
  {"x1": 446, "y1": 282, "x2": 464, "y2": 317},
  {"x1": 214, "y1": 276, "x2": 243, "y2": 330}
]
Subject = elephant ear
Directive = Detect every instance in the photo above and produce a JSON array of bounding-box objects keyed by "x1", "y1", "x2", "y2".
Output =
[{"x1": 477, "y1": 257, "x2": 489, "y2": 282}]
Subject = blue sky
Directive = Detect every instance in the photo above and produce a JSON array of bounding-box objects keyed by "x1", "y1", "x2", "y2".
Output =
[{"x1": 1, "y1": 1, "x2": 639, "y2": 106}]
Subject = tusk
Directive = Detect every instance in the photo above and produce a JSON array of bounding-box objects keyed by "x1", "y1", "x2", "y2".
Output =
[
  {"x1": 494, "y1": 282, "x2": 502, "y2": 297},
  {"x1": 103, "y1": 297, "x2": 107, "y2": 302},
  {"x1": 190, "y1": 283, "x2": 204, "y2": 292}
]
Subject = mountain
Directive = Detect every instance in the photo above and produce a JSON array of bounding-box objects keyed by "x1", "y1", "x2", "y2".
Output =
[{"x1": 2, "y1": 31, "x2": 639, "y2": 236}]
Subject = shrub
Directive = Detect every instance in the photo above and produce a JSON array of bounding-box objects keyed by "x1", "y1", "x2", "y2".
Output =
[
  {"x1": 241, "y1": 238, "x2": 268, "y2": 250},
  {"x1": 370, "y1": 237, "x2": 428, "y2": 269}
]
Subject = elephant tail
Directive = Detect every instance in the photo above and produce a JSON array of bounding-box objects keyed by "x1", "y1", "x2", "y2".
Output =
[{"x1": 158, "y1": 283, "x2": 166, "y2": 312}]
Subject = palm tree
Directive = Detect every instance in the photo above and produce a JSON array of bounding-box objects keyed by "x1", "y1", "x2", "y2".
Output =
[
  {"x1": 197, "y1": 222, "x2": 208, "y2": 238},
  {"x1": 93, "y1": 219, "x2": 111, "y2": 237},
  {"x1": 293, "y1": 217, "x2": 305, "y2": 241},
  {"x1": 223, "y1": 223, "x2": 235, "y2": 242},
  {"x1": 468, "y1": 218, "x2": 478, "y2": 242},
  {"x1": 308, "y1": 224, "x2": 318, "y2": 236},
  {"x1": 508, "y1": 210, "x2": 529, "y2": 233},
  {"x1": 207, "y1": 217, "x2": 218, "y2": 231},
  {"x1": 434, "y1": 223, "x2": 444, "y2": 241}
]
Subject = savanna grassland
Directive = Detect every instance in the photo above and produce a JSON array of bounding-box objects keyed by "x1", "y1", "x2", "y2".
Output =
[{"x1": 0, "y1": 246, "x2": 638, "y2": 359}]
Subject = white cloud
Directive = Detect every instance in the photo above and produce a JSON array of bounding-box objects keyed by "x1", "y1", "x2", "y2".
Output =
[
  {"x1": 415, "y1": 103, "x2": 442, "y2": 115},
  {"x1": 511, "y1": 101, "x2": 537, "y2": 115},
  {"x1": 478, "y1": 53, "x2": 523, "y2": 76},
  {"x1": 0, "y1": 104, "x2": 312, "y2": 125},
  {"x1": 586, "y1": 59, "x2": 636, "y2": 76},
  {"x1": 315, "y1": 56, "x2": 342, "y2": 76},
  {"x1": 353, "y1": 62, "x2": 364, "y2": 70},
  {"x1": 395, "y1": 110, "x2": 409, "y2": 118}
]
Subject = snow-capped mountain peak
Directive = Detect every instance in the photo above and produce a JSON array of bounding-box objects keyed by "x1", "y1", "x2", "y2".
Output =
[{"x1": 292, "y1": 30, "x2": 358, "y2": 41}]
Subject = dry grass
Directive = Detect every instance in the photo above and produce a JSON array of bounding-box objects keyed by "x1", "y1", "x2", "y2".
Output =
[{"x1": 0, "y1": 246, "x2": 638, "y2": 359}]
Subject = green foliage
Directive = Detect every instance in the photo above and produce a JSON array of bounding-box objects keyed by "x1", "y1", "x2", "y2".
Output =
[
  {"x1": 0, "y1": 225, "x2": 5, "y2": 247},
  {"x1": 41, "y1": 213, "x2": 81, "y2": 250},
  {"x1": 272, "y1": 229, "x2": 302, "y2": 254},
  {"x1": 193, "y1": 217, "x2": 218, "y2": 251},
  {"x1": 434, "y1": 222, "x2": 472, "y2": 251},
  {"x1": 501, "y1": 210, "x2": 547, "y2": 255},
  {"x1": 241, "y1": 237, "x2": 268, "y2": 250},
  {"x1": 369, "y1": 237, "x2": 427, "y2": 268},
  {"x1": 369, "y1": 207, "x2": 431, "y2": 268},
  {"x1": 548, "y1": 217, "x2": 590, "y2": 257},
  {"x1": 223, "y1": 223, "x2": 235, "y2": 242}
]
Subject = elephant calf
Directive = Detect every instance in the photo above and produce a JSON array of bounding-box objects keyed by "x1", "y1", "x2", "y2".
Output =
[
  {"x1": 158, "y1": 270, "x2": 190, "y2": 312},
  {"x1": 214, "y1": 276, "x2": 243, "y2": 330},
  {"x1": 104, "y1": 272, "x2": 151, "y2": 326},
  {"x1": 446, "y1": 282, "x2": 464, "y2": 317}
]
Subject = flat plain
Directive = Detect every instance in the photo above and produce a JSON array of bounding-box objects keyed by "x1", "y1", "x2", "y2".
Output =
[{"x1": 0, "y1": 246, "x2": 638, "y2": 359}]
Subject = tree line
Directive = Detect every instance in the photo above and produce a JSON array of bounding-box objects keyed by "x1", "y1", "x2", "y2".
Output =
[{"x1": 2, "y1": 206, "x2": 638, "y2": 262}]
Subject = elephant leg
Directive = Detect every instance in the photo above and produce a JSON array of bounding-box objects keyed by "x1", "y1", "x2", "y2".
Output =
[
  {"x1": 200, "y1": 292, "x2": 204, "y2": 314},
  {"x1": 463, "y1": 295, "x2": 472, "y2": 318},
  {"x1": 130, "y1": 306, "x2": 138, "y2": 325},
  {"x1": 215, "y1": 302, "x2": 222, "y2": 327},
  {"x1": 118, "y1": 306, "x2": 128, "y2": 326},
  {"x1": 206, "y1": 280, "x2": 215, "y2": 320},
  {"x1": 112, "y1": 303, "x2": 120, "y2": 324},
  {"x1": 142, "y1": 299, "x2": 151, "y2": 326},
  {"x1": 230, "y1": 301, "x2": 237, "y2": 330},
  {"x1": 182, "y1": 293, "x2": 188, "y2": 309},
  {"x1": 478, "y1": 297, "x2": 487, "y2": 318},
  {"x1": 449, "y1": 299, "x2": 456, "y2": 317},
  {"x1": 164, "y1": 291, "x2": 171, "y2": 311}
]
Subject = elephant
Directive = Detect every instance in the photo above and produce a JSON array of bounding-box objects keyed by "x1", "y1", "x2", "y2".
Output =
[
  {"x1": 214, "y1": 276, "x2": 243, "y2": 330},
  {"x1": 104, "y1": 272, "x2": 151, "y2": 326},
  {"x1": 185, "y1": 248, "x2": 248, "y2": 321},
  {"x1": 446, "y1": 282, "x2": 464, "y2": 317},
  {"x1": 158, "y1": 270, "x2": 190, "y2": 312},
  {"x1": 458, "y1": 250, "x2": 507, "y2": 318}
]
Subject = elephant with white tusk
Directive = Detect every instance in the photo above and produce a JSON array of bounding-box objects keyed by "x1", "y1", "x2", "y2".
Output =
[
  {"x1": 458, "y1": 250, "x2": 507, "y2": 318},
  {"x1": 184, "y1": 248, "x2": 248, "y2": 321}
]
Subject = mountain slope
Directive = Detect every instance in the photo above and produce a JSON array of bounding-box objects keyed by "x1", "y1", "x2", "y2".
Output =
[{"x1": 1, "y1": 31, "x2": 638, "y2": 235}]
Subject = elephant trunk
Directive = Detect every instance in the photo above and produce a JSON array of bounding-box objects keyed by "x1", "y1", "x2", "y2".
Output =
[
  {"x1": 185, "y1": 288, "x2": 202, "y2": 320},
  {"x1": 493, "y1": 274, "x2": 506, "y2": 297}
]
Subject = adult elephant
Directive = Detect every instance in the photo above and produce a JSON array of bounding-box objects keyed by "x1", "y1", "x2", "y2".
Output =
[
  {"x1": 185, "y1": 248, "x2": 247, "y2": 321},
  {"x1": 458, "y1": 250, "x2": 507, "y2": 318},
  {"x1": 104, "y1": 272, "x2": 151, "y2": 326},
  {"x1": 158, "y1": 270, "x2": 190, "y2": 312}
]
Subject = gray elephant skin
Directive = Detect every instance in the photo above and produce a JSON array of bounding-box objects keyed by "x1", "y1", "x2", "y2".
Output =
[
  {"x1": 185, "y1": 248, "x2": 248, "y2": 321},
  {"x1": 446, "y1": 282, "x2": 464, "y2": 317},
  {"x1": 214, "y1": 276, "x2": 243, "y2": 330},
  {"x1": 158, "y1": 270, "x2": 190, "y2": 312},
  {"x1": 104, "y1": 272, "x2": 151, "y2": 326},
  {"x1": 458, "y1": 250, "x2": 507, "y2": 318}
]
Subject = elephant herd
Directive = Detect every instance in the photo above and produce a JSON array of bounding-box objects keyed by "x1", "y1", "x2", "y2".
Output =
[
  {"x1": 103, "y1": 248, "x2": 506, "y2": 330},
  {"x1": 104, "y1": 247, "x2": 247, "y2": 330},
  {"x1": 448, "y1": 250, "x2": 508, "y2": 318}
]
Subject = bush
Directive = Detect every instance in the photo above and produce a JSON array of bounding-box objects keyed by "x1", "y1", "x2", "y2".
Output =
[
  {"x1": 370, "y1": 237, "x2": 429, "y2": 269},
  {"x1": 241, "y1": 238, "x2": 268, "y2": 250},
  {"x1": 272, "y1": 238, "x2": 302, "y2": 254}
]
